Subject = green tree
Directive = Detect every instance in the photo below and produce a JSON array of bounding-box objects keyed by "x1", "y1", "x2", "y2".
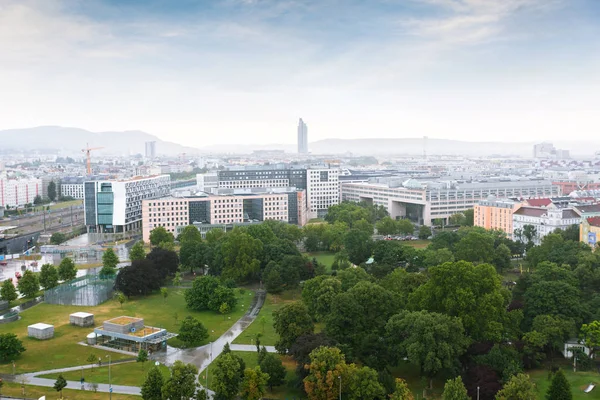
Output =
[
  {"x1": 532, "y1": 315, "x2": 573, "y2": 359},
  {"x1": 580, "y1": 320, "x2": 600, "y2": 358},
  {"x1": 522, "y1": 224, "x2": 537, "y2": 246},
  {"x1": 137, "y1": 348, "x2": 149, "y2": 369},
  {"x1": 161, "y1": 361, "x2": 198, "y2": 400},
  {"x1": 172, "y1": 272, "x2": 182, "y2": 287},
  {"x1": 39, "y1": 264, "x2": 59, "y2": 290},
  {"x1": 386, "y1": 310, "x2": 470, "y2": 389},
  {"x1": 273, "y1": 302, "x2": 314, "y2": 353},
  {"x1": 47, "y1": 181, "x2": 57, "y2": 201},
  {"x1": 423, "y1": 248, "x2": 455, "y2": 268},
  {"x1": 347, "y1": 365, "x2": 385, "y2": 400},
  {"x1": 303, "y1": 346, "x2": 347, "y2": 400},
  {"x1": 463, "y1": 209, "x2": 474, "y2": 226},
  {"x1": 493, "y1": 243, "x2": 512, "y2": 272},
  {"x1": 495, "y1": 373, "x2": 536, "y2": 400},
  {"x1": 240, "y1": 366, "x2": 269, "y2": 400},
  {"x1": 418, "y1": 225, "x2": 432, "y2": 240},
  {"x1": 376, "y1": 216, "x2": 399, "y2": 236},
  {"x1": 115, "y1": 291, "x2": 126, "y2": 308},
  {"x1": 259, "y1": 353, "x2": 286, "y2": 391},
  {"x1": 454, "y1": 231, "x2": 494, "y2": 263},
  {"x1": 86, "y1": 353, "x2": 97, "y2": 372},
  {"x1": 442, "y1": 376, "x2": 469, "y2": 400},
  {"x1": 160, "y1": 287, "x2": 168, "y2": 303},
  {"x1": 149, "y1": 226, "x2": 174, "y2": 247},
  {"x1": 0, "y1": 333, "x2": 26, "y2": 362},
  {"x1": 523, "y1": 281, "x2": 583, "y2": 329},
  {"x1": 53, "y1": 374, "x2": 67, "y2": 397},
  {"x1": 220, "y1": 302, "x2": 231, "y2": 320},
  {"x1": 343, "y1": 228, "x2": 373, "y2": 265},
  {"x1": 141, "y1": 365, "x2": 164, "y2": 400},
  {"x1": 220, "y1": 229, "x2": 263, "y2": 283},
  {"x1": 389, "y1": 378, "x2": 414, "y2": 400},
  {"x1": 17, "y1": 270, "x2": 39, "y2": 298},
  {"x1": 178, "y1": 225, "x2": 202, "y2": 244},
  {"x1": 58, "y1": 257, "x2": 77, "y2": 281},
  {"x1": 178, "y1": 316, "x2": 209, "y2": 347},
  {"x1": 397, "y1": 219, "x2": 415, "y2": 236},
  {"x1": 410, "y1": 261, "x2": 509, "y2": 342},
  {"x1": 449, "y1": 213, "x2": 466, "y2": 226},
  {"x1": 100, "y1": 248, "x2": 119, "y2": 277},
  {"x1": 212, "y1": 352, "x2": 242, "y2": 400},
  {"x1": 50, "y1": 232, "x2": 66, "y2": 245},
  {"x1": 1, "y1": 279, "x2": 18, "y2": 304},
  {"x1": 337, "y1": 267, "x2": 370, "y2": 292},
  {"x1": 546, "y1": 369, "x2": 572, "y2": 400},
  {"x1": 129, "y1": 241, "x2": 146, "y2": 261}
]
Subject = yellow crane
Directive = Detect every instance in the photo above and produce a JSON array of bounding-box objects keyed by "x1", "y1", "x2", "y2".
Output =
[{"x1": 81, "y1": 143, "x2": 104, "y2": 175}]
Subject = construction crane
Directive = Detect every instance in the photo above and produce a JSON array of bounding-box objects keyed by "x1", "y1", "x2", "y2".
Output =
[{"x1": 81, "y1": 143, "x2": 104, "y2": 175}]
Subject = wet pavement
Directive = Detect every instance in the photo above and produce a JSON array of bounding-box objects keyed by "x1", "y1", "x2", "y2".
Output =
[{"x1": 154, "y1": 290, "x2": 266, "y2": 373}]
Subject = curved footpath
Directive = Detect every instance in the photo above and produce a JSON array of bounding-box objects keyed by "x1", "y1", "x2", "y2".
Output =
[{"x1": 12, "y1": 289, "x2": 275, "y2": 396}]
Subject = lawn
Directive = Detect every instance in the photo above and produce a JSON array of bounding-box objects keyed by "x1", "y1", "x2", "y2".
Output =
[
  {"x1": 1, "y1": 382, "x2": 139, "y2": 400},
  {"x1": 0, "y1": 288, "x2": 252, "y2": 374},
  {"x1": 530, "y1": 368, "x2": 600, "y2": 399},
  {"x1": 205, "y1": 351, "x2": 302, "y2": 399},
  {"x1": 49, "y1": 199, "x2": 84, "y2": 210},
  {"x1": 233, "y1": 290, "x2": 300, "y2": 346},
  {"x1": 303, "y1": 252, "x2": 335, "y2": 272},
  {"x1": 40, "y1": 362, "x2": 171, "y2": 386},
  {"x1": 404, "y1": 239, "x2": 430, "y2": 249}
]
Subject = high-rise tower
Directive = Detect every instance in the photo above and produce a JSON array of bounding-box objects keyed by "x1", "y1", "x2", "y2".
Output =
[{"x1": 297, "y1": 118, "x2": 308, "y2": 154}]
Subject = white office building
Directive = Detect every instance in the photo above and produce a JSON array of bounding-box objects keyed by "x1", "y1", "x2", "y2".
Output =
[
  {"x1": 145, "y1": 141, "x2": 156, "y2": 158},
  {"x1": 196, "y1": 172, "x2": 219, "y2": 193},
  {"x1": 307, "y1": 167, "x2": 340, "y2": 219},
  {"x1": 297, "y1": 118, "x2": 308, "y2": 154},
  {"x1": 0, "y1": 176, "x2": 42, "y2": 207},
  {"x1": 341, "y1": 179, "x2": 560, "y2": 226},
  {"x1": 84, "y1": 175, "x2": 171, "y2": 233},
  {"x1": 59, "y1": 177, "x2": 86, "y2": 200}
]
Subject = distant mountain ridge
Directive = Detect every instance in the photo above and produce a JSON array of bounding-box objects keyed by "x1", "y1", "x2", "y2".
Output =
[{"x1": 0, "y1": 126, "x2": 197, "y2": 156}]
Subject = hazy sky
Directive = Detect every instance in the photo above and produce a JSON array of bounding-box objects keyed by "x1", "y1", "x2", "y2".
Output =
[{"x1": 1, "y1": 0, "x2": 599, "y2": 148}]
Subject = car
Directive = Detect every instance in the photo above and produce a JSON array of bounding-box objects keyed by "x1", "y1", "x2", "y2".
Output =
[{"x1": 0, "y1": 261, "x2": 7, "y2": 266}]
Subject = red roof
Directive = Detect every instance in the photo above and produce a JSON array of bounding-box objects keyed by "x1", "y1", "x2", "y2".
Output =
[
  {"x1": 587, "y1": 216, "x2": 600, "y2": 228},
  {"x1": 526, "y1": 198, "x2": 552, "y2": 207}
]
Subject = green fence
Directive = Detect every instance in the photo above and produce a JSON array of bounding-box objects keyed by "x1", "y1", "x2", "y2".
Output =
[{"x1": 44, "y1": 275, "x2": 115, "y2": 306}]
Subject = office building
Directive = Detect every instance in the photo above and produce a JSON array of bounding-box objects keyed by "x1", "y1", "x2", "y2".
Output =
[
  {"x1": 341, "y1": 179, "x2": 559, "y2": 226},
  {"x1": 297, "y1": 118, "x2": 308, "y2": 154},
  {"x1": 145, "y1": 141, "x2": 156, "y2": 158},
  {"x1": 84, "y1": 175, "x2": 171, "y2": 233},
  {"x1": 307, "y1": 166, "x2": 340, "y2": 219},
  {"x1": 474, "y1": 197, "x2": 522, "y2": 237},
  {"x1": 141, "y1": 187, "x2": 307, "y2": 242},
  {"x1": 0, "y1": 176, "x2": 42, "y2": 207},
  {"x1": 533, "y1": 142, "x2": 569, "y2": 159},
  {"x1": 59, "y1": 177, "x2": 86, "y2": 200},
  {"x1": 196, "y1": 172, "x2": 219, "y2": 193},
  {"x1": 513, "y1": 206, "x2": 580, "y2": 246}
]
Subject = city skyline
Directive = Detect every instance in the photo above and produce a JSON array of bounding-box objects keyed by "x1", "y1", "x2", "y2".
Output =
[{"x1": 1, "y1": 0, "x2": 599, "y2": 147}]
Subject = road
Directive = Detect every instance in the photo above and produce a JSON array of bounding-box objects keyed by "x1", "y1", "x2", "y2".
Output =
[{"x1": 12, "y1": 290, "x2": 269, "y2": 396}]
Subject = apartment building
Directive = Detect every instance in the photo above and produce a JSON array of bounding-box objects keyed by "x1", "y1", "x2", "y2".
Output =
[
  {"x1": 580, "y1": 216, "x2": 600, "y2": 248},
  {"x1": 307, "y1": 167, "x2": 339, "y2": 219},
  {"x1": 474, "y1": 197, "x2": 522, "y2": 237},
  {"x1": 513, "y1": 207, "x2": 580, "y2": 245},
  {"x1": 84, "y1": 175, "x2": 171, "y2": 233},
  {"x1": 341, "y1": 179, "x2": 559, "y2": 226},
  {"x1": 0, "y1": 176, "x2": 42, "y2": 207},
  {"x1": 141, "y1": 187, "x2": 307, "y2": 242}
]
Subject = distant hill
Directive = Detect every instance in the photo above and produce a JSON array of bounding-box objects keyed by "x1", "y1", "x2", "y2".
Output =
[{"x1": 0, "y1": 126, "x2": 197, "y2": 156}]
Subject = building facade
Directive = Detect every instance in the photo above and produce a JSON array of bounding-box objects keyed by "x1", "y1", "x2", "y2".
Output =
[
  {"x1": 0, "y1": 177, "x2": 42, "y2": 207},
  {"x1": 145, "y1": 141, "x2": 156, "y2": 158},
  {"x1": 307, "y1": 167, "x2": 340, "y2": 219},
  {"x1": 341, "y1": 179, "x2": 560, "y2": 226},
  {"x1": 513, "y1": 206, "x2": 580, "y2": 245},
  {"x1": 474, "y1": 198, "x2": 522, "y2": 237},
  {"x1": 141, "y1": 187, "x2": 307, "y2": 242},
  {"x1": 59, "y1": 177, "x2": 86, "y2": 200},
  {"x1": 297, "y1": 118, "x2": 308, "y2": 154},
  {"x1": 580, "y1": 217, "x2": 600, "y2": 248},
  {"x1": 84, "y1": 175, "x2": 171, "y2": 233}
]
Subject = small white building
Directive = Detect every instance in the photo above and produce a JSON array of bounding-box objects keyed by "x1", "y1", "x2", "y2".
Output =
[
  {"x1": 513, "y1": 206, "x2": 580, "y2": 245},
  {"x1": 70, "y1": 312, "x2": 94, "y2": 327},
  {"x1": 28, "y1": 323, "x2": 54, "y2": 340},
  {"x1": 564, "y1": 339, "x2": 592, "y2": 359}
]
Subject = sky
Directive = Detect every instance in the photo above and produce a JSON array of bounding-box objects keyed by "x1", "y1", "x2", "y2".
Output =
[{"x1": 1, "y1": 0, "x2": 600, "y2": 148}]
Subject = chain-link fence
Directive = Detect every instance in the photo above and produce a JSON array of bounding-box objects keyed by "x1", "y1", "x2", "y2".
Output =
[{"x1": 44, "y1": 275, "x2": 115, "y2": 306}]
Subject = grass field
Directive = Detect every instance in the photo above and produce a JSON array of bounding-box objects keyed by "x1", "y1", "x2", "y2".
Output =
[
  {"x1": 0, "y1": 288, "x2": 252, "y2": 374},
  {"x1": 49, "y1": 199, "x2": 84, "y2": 210},
  {"x1": 404, "y1": 239, "x2": 430, "y2": 249},
  {"x1": 1, "y1": 382, "x2": 140, "y2": 400},
  {"x1": 233, "y1": 290, "x2": 300, "y2": 346},
  {"x1": 40, "y1": 362, "x2": 171, "y2": 386},
  {"x1": 530, "y1": 368, "x2": 600, "y2": 399},
  {"x1": 303, "y1": 252, "x2": 335, "y2": 272},
  {"x1": 205, "y1": 351, "x2": 302, "y2": 399}
]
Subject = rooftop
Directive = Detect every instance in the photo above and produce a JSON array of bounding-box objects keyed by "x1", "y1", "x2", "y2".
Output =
[
  {"x1": 587, "y1": 216, "x2": 600, "y2": 228},
  {"x1": 526, "y1": 198, "x2": 552, "y2": 207},
  {"x1": 106, "y1": 316, "x2": 142, "y2": 325},
  {"x1": 514, "y1": 207, "x2": 547, "y2": 218}
]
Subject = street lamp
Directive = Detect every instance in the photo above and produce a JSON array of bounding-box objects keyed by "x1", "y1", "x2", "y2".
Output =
[
  {"x1": 106, "y1": 355, "x2": 112, "y2": 400},
  {"x1": 338, "y1": 375, "x2": 341, "y2": 400},
  {"x1": 206, "y1": 342, "x2": 213, "y2": 392},
  {"x1": 477, "y1": 386, "x2": 480, "y2": 400}
]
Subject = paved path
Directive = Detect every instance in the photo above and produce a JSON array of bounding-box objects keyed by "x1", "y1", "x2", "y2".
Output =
[
  {"x1": 229, "y1": 344, "x2": 277, "y2": 353},
  {"x1": 14, "y1": 290, "x2": 268, "y2": 396}
]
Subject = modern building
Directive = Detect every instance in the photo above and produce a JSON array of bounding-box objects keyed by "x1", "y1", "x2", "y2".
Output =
[
  {"x1": 533, "y1": 142, "x2": 570, "y2": 159},
  {"x1": 297, "y1": 118, "x2": 308, "y2": 154},
  {"x1": 59, "y1": 177, "x2": 86, "y2": 200},
  {"x1": 512, "y1": 206, "x2": 580, "y2": 245},
  {"x1": 307, "y1": 166, "x2": 340, "y2": 219},
  {"x1": 84, "y1": 175, "x2": 171, "y2": 233},
  {"x1": 341, "y1": 179, "x2": 560, "y2": 226},
  {"x1": 141, "y1": 187, "x2": 307, "y2": 242},
  {"x1": 196, "y1": 172, "x2": 219, "y2": 193},
  {"x1": 474, "y1": 197, "x2": 522, "y2": 237},
  {"x1": 553, "y1": 181, "x2": 600, "y2": 195},
  {"x1": 145, "y1": 141, "x2": 156, "y2": 158},
  {"x1": 0, "y1": 176, "x2": 42, "y2": 207}
]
